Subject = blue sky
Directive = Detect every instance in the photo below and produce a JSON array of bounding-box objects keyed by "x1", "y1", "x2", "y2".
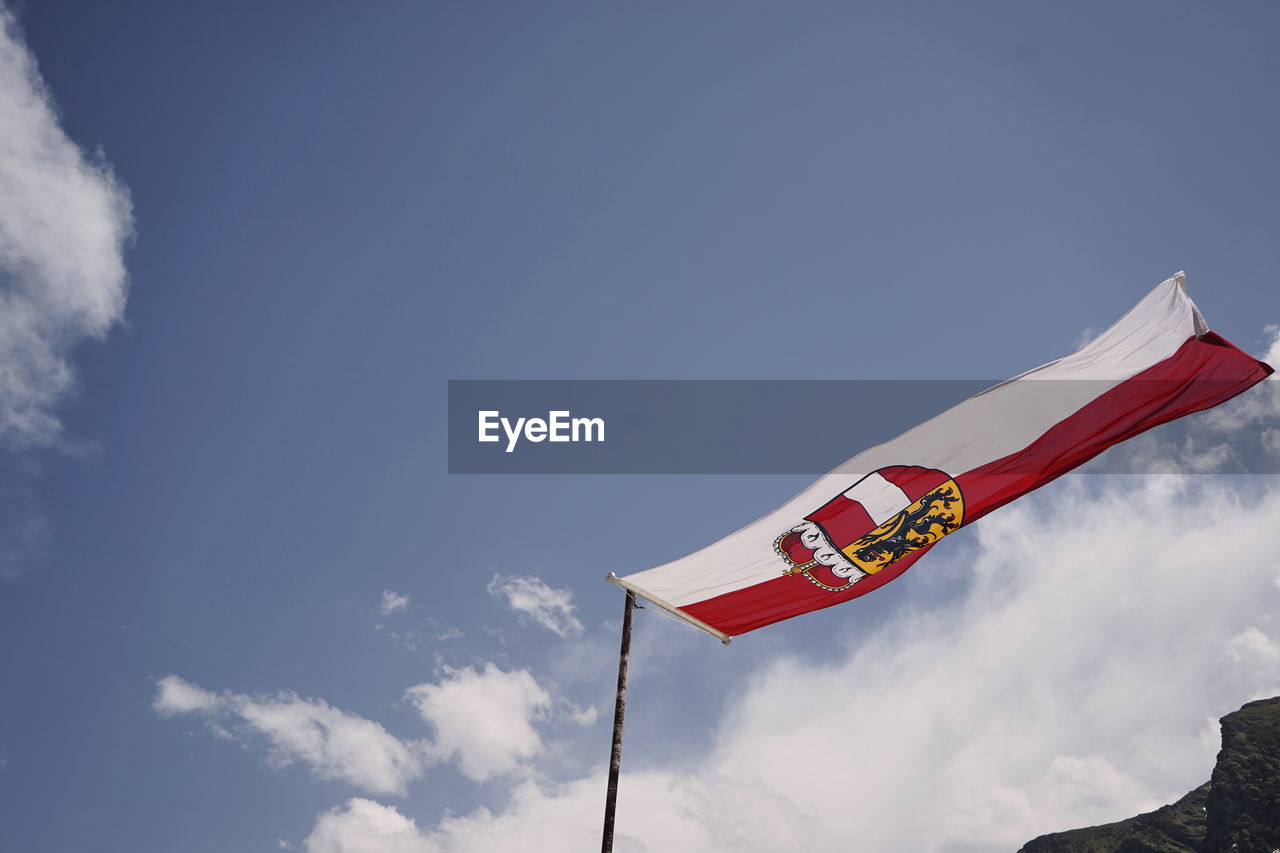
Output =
[{"x1": 2, "y1": 3, "x2": 1280, "y2": 851}]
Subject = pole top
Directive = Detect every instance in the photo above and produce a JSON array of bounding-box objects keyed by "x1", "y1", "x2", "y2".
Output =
[{"x1": 606, "y1": 572, "x2": 732, "y2": 645}]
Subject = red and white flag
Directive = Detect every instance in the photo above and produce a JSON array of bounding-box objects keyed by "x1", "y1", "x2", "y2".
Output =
[{"x1": 616, "y1": 273, "x2": 1274, "y2": 639}]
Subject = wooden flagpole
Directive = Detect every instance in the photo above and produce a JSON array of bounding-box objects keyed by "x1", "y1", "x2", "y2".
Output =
[
  {"x1": 600, "y1": 574, "x2": 729, "y2": 851},
  {"x1": 600, "y1": 588, "x2": 635, "y2": 853}
]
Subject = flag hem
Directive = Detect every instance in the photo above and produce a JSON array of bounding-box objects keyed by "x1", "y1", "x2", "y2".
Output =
[{"x1": 606, "y1": 573, "x2": 733, "y2": 645}]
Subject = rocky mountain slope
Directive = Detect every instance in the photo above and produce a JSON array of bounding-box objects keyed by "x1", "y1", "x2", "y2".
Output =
[{"x1": 1019, "y1": 696, "x2": 1280, "y2": 853}]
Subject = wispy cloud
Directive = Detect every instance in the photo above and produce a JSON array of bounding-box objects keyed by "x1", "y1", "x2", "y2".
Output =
[
  {"x1": 380, "y1": 590, "x2": 409, "y2": 616},
  {"x1": 487, "y1": 574, "x2": 584, "y2": 638},
  {"x1": 0, "y1": 492, "x2": 48, "y2": 580},
  {"x1": 154, "y1": 674, "x2": 223, "y2": 716},
  {"x1": 153, "y1": 675, "x2": 429, "y2": 797},
  {"x1": 0, "y1": 6, "x2": 133, "y2": 451},
  {"x1": 113, "y1": 624, "x2": 229, "y2": 657}
]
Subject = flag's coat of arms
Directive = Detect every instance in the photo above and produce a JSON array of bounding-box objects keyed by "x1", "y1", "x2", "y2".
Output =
[
  {"x1": 776, "y1": 467, "x2": 964, "y2": 591},
  {"x1": 619, "y1": 274, "x2": 1274, "y2": 638}
]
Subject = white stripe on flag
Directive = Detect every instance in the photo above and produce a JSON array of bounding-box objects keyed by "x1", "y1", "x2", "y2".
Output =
[{"x1": 843, "y1": 472, "x2": 911, "y2": 525}]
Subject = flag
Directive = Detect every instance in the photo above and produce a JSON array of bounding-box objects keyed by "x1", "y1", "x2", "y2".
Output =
[{"x1": 616, "y1": 273, "x2": 1274, "y2": 639}]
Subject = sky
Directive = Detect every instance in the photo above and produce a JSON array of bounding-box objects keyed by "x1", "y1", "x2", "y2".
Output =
[{"x1": 2, "y1": 2, "x2": 1280, "y2": 851}]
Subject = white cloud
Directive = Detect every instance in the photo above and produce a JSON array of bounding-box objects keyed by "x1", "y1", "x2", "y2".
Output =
[
  {"x1": 558, "y1": 698, "x2": 597, "y2": 727},
  {"x1": 233, "y1": 692, "x2": 428, "y2": 797},
  {"x1": 1263, "y1": 323, "x2": 1280, "y2": 370},
  {"x1": 1190, "y1": 324, "x2": 1280, "y2": 442},
  {"x1": 155, "y1": 665, "x2": 582, "y2": 795},
  {"x1": 152, "y1": 673, "x2": 223, "y2": 716},
  {"x1": 405, "y1": 664, "x2": 551, "y2": 783},
  {"x1": 380, "y1": 590, "x2": 409, "y2": 617},
  {"x1": 0, "y1": 7, "x2": 133, "y2": 450},
  {"x1": 1195, "y1": 378, "x2": 1280, "y2": 441},
  {"x1": 691, "y1": 477, "x2": 1280, "y2": 851},
  {"x1": 1073, "y1": 324, "x2": 1103, "y2": 351},
  {"x1": 305, "y1": 475, "x2": 1280, "y2": 851},
  {"x1": 487, "y1": 574, "x2": 584, "y2": 638},
  {"x1": 305, "y1": 799, "x2": 436, "y2": 853},
  {"x1": 303, "y1": 774, "x2": 818, "y2": 853},
  {"x1": 153, "y1": 676, "x2": 428, "y2": 796},
  {"x1": 1227, "y1": 626, "x2": 1280, "y2": 669}
]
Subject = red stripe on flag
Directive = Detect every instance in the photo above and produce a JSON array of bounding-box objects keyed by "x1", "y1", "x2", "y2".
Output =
[
  {"x1": 683, "y1": 544, "x2": 937, "y2": 636},
  {"x1": 878, "y1": 465, "x2": 952, "y2": 502},
  {"x1": 807, "y1": 495, "x2": 875, "y2": 548},
  {"x1": 957, "y1": 332, "x2": 1273, "y2": 524}
]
